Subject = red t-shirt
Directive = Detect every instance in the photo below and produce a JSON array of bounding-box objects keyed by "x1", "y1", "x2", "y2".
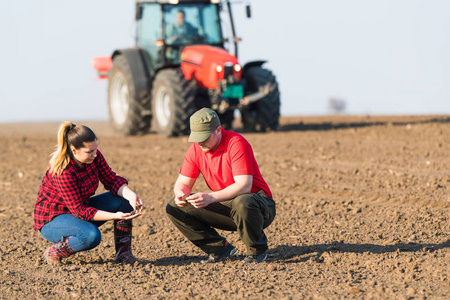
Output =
[{"x1": 180, "y1": 128, "x2": 272, "y2": 198}]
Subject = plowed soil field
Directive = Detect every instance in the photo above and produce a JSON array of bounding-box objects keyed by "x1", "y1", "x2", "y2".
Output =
[{"x1": 0, "y1": 115, "x2": 448, "y2": 299}]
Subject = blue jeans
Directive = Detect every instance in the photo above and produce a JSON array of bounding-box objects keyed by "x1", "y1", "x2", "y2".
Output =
[{"x1": 40, "y1": 192, "x2": 133, "y2": 252}]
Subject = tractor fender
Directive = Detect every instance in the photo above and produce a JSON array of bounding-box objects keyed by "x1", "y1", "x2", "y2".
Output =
[
  {"x1": 242, "y1": 60, "x2": 267, "y2": 77},
  {"x1": 111, "y1": 48, "x2": 152, "y2": 100}
]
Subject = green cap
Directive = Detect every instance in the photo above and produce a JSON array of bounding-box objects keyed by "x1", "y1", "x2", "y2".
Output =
[{"x1": 188, "y1": 108, "x2": 221, "y2": 142}]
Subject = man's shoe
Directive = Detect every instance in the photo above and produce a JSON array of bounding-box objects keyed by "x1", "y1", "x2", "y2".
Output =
[
  {"x1": 242, "y1": 252, "x2": 267, "y2": 263},
  {"x1": 201, "y1": 242, "x2": 237, "y2": 264}
]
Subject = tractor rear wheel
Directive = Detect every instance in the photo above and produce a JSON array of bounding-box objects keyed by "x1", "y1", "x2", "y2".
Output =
[
  {"x1": 240, "y1": 66, "x2": 280, "y2": 132},
  {"x1": 152, "y1": 69, "x2": 196, "y2": 137},
  {"x1": 108, "y1": 55, "x2": 151, "y2": 135},
  {"x1": 219, "y1": 110, "x2": 235, "y2": 130}
]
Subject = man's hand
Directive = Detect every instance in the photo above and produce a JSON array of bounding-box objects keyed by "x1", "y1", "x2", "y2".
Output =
[
  {"x1": 185, "y1": 193, "x2": 215, "y2": 208},
  {"x1": 174, "y1": 193, "x2": 189, "y2": 207}
]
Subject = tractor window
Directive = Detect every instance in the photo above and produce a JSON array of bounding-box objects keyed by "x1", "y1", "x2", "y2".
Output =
[
  {"x1": 164, "y1": 4, "x2": 222, "y2": 45},
  {"x1": 136, "y1": 4, "x2": 163, "y2": 70},
  {"x1": 201, "y1": 5, "x2": 222, "y2": 44}
]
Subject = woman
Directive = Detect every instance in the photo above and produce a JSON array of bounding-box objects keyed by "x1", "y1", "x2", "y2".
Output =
[{"x1": 34, "y1": 122, "x2": 146, "y2": 265}]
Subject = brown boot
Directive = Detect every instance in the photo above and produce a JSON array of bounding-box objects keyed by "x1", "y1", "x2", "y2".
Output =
[
  {"x1": 114, "y1": 220, "x2": 147, "y2": 264},
  {"x1": 43, "y1": 237, "x2": 75, "y2": 265}
]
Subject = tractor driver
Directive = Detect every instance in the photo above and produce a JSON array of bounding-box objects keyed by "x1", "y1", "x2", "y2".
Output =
[{"x1": 166, "y1": 10, "x2": 201, "y2": 44}]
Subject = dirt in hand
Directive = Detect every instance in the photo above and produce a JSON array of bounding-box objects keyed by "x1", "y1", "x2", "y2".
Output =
[
  {"x1": 130, "y1": 203, "x2": 143, "y2": 215},
  {"x1": 0, "y1": 115, "x2": 448, "y2": 299}
]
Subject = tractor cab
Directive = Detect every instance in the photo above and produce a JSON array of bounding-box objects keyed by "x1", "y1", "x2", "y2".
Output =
[{"x1": 136, "y1": 0, "x2": 225, "y2": 69}]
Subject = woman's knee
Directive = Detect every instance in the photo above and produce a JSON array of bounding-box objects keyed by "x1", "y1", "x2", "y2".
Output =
[
  {"x1": 90, "y1": 192, "x2": 132, "y2": 213},
  {"x1": 79, "y1": 226, "x2": 102, "y2": 250}
]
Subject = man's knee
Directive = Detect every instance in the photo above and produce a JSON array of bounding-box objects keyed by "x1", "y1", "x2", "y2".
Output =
[
  {"x1": 232, "y1": 194, "x2": 258, "y2": 216},
  {"x1": 166, "y1": 197, "x2": 180, "y2": 220},
  {"x1": 166, "y1": 197, "x2": 177, "y2": 210},
  {"x1": 232, "y1": 193, "x2": 275, "y2": 224}
]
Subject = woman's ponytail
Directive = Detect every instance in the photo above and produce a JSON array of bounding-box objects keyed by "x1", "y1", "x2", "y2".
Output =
[{"x1": 49, "y1": 121, "x2": 96, "y2": 175}]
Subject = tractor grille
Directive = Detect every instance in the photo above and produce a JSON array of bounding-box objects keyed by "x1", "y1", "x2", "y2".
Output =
[{"x1": 224, "y1": 63, "x2": 234, "y2": 79}]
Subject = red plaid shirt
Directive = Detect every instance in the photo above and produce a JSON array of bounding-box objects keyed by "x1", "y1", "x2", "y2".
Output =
[{"x1": 33, "y1": 150, "x2": 127, "y2": 230}]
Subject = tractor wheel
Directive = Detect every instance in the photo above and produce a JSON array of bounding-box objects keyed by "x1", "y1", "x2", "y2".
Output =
[
  {"x1": 152, "y1": 69, "x2": 196, "y2": 137},
  {"x1": 108, "y1": 55, "x2": 151, "y2": 135},
  {"x1": 240, "y1": 66, "x2": 280, "y2": 132},
  {"x1": 219, "y1": 110, "x2": 235, "y2": 130}
]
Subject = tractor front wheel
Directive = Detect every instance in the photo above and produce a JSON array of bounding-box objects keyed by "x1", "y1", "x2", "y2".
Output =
[
  {"x1": 152, "y1": 69, "x2": 196, "y2": 137},
  {"x1": 240, "y1": 66, "x2": 280, "y2": 132}
]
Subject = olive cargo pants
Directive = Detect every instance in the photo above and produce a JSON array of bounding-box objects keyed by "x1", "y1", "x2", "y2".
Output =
[{"x1": 166, "y1": 190, "x2": 276, "y2": 256}]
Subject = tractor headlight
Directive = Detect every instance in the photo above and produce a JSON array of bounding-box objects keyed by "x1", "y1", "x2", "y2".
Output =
[
  {"x1": 234, "y1": 64, "x2": 242, "y2": 73},
  {"x1": 216, "y1": 65, "x2": 223, "y2": 73}
]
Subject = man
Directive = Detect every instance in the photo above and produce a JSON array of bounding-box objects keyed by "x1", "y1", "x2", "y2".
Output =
[
  {"x1": 166, "y1": 10, "x2": 200, "y2": 44},
  {"x1": 166, "y1": 108, "x2": 276, "y2": 263}
]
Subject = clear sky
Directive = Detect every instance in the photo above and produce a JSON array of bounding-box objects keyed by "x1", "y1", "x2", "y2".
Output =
[{"x1": 1, "y1": 0, "x2": 449, "y2": 123}]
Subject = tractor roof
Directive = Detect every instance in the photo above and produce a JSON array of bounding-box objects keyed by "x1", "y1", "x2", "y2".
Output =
[{"x1": 136, "y1": 0, "x2": 221, "y2": 4}]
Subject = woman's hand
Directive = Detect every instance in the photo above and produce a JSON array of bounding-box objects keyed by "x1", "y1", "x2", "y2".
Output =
[
  {"x1": 118, "y1": 184, "x2": 144, "y2": 215},
  {"x1": 131, "y1": 194, "x2": 144, "y2": 215},
  {"x1": 92, "y1": 207, "x2": 142, "y2": 221},
  {"x1": 114, "y1": 211, "x2": 141, "y2": 220}
]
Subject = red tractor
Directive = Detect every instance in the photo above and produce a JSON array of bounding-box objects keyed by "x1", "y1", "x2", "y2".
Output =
[{"x1": 93, "y1": 0, "x2": 280, "y2": 136}]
